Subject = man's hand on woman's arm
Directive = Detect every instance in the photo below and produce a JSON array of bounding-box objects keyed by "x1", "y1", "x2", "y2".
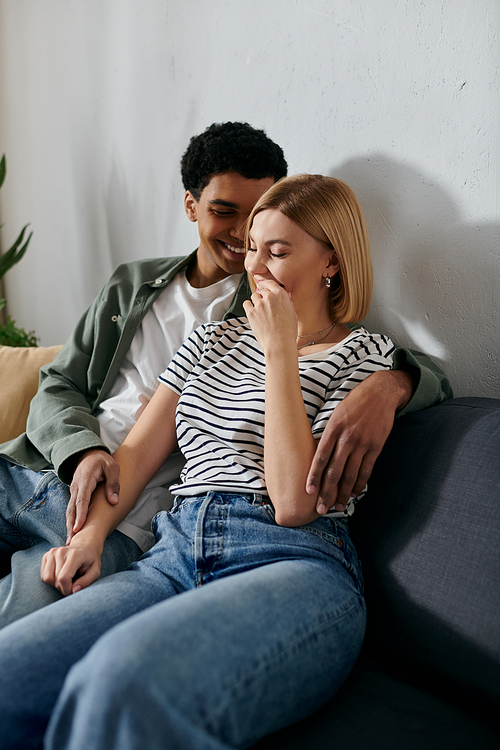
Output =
[
  {"x1": 307, "y1": 369, "x2": 413, "y2": 514},
  {"x1": 65, "y1": 449, "x2": 121, "y2": 544}
]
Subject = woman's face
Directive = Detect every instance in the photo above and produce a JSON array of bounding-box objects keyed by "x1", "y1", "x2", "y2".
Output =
[{"x1": 245, "y1": 209, "x2": 338, "y2": 313}]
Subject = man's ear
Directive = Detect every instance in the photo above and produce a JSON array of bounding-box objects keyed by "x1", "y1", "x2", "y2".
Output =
[{"x1": 184, "y1": 191, "x2": 198, "y2": 222}]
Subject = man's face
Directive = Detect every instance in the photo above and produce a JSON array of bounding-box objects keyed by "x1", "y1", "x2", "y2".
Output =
[{"x1": 184, "y1": 171, "x2": 275, "y2": 287}]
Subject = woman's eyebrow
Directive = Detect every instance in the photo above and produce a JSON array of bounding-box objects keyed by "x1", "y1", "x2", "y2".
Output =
[
  {"x1": 248, "y1": 236, "x2": 291, "y2": 247},
  {"x1": 267, "y1": 239, "x2": 292, "y2": 246}
]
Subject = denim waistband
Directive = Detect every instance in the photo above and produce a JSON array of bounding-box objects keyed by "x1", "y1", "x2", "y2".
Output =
[{"x1": 174, "y1": 491, "x2": 270, "y2": 505}]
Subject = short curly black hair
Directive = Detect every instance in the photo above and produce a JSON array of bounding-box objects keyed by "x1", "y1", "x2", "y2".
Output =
[{"x1": 180, "y1": 122, "x2": 288, "y2": 200}]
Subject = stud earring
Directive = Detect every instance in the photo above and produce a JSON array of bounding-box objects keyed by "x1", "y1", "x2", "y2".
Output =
[{"x1": 325, "y1": 277, "x2": 331, "y2": 288}]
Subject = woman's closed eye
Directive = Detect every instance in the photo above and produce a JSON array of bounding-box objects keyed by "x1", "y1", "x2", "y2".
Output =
[{"x1": 246, "y1": 245, "x2": 288, "y2": 259}]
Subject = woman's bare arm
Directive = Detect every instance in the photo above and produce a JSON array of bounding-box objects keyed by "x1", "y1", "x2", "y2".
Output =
[
  {"x1": 263, "y1": 341, "x2": 320, "y2": 526},
  {"x1": 243, "y1": 281, "x2": 321, "y2": 526},
  {"x1": 41, "y1": 384, "x2": 180, "y2": 594}
]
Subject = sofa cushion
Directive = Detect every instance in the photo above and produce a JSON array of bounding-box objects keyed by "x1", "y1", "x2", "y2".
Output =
[
  {"x1": 350, "y1": 397, "x2": 500, "y2": 707},
  {"x1": 253, "y1": 658, "x2": 499, "y2": 750},
  {"x1": 252, "y1": 398, "x2": 500, "y2": 750},
  {"x1": 0, "y1": 344, "x2": 63, "y2": 443}
]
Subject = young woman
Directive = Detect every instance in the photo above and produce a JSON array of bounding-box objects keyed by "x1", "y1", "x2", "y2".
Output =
[{"x1": 0, "y1": 175, "x2": 394, "y2": 750}]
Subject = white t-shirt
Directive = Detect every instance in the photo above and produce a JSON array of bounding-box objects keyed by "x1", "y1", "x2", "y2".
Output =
[
  {"x1": 93, "y1": 269, "x2": 242, "y2": 551},
  {"x1": 160, "y1": 318, "x2": 395, "y2": 516}
]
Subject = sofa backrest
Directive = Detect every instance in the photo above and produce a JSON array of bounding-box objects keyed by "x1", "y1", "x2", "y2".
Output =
[
  {"x1": 351, "y1": 397, "x2": 500, "y2": 709},
  {"x1": 0, "y1": 344, "x2": 63, "y2": 443}
]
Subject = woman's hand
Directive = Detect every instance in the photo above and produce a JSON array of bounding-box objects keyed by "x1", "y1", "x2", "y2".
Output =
[
  {"x1": 41, "y1": 536, "x2": 103, "y2": 596},
  {"x1": 243, "y1": 278, "x2": 297, "y2": 355},
  {"x1": 244, "y1": 278, "x2": 320, "y2": 526}
]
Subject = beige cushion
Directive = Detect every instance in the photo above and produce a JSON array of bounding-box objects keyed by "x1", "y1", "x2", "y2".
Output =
[{"x1": 0, "y1": 344, "x2": 63, "y2": 443}]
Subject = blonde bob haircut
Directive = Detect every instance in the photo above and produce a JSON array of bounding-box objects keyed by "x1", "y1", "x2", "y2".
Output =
[{"x1": 246, "y1": 174, "x2": 373, "y2": 324}]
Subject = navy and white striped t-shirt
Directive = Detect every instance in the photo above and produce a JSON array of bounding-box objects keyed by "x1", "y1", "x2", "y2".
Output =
[{"x1": 159, "y1": 317, "x2": 394, "y2": 512}]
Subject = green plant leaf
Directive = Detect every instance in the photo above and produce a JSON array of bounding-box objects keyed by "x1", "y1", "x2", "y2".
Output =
[
  {"x1": 0, "y1": 224, "x2": 33, "y2": 280},
  {"x1": 0, "y1": 155, "x2": 37, "y2": 343},
  {"x1": 0, "y1": 316, "x2": 38, "y2": 347}
]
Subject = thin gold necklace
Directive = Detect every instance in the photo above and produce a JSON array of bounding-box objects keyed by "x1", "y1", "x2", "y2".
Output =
[{"x1": 297, "y1": 321, "x2": 337, "y2": 351}]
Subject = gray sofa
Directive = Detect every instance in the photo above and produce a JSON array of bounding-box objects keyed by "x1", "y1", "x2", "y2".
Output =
[{"x1": 254, "y1": 397, "x2": 500, "y2": 750}]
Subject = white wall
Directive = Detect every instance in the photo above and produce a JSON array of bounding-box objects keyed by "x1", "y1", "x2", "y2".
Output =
[{"x1": 0, "y1": 0, "x2": 498, "y2": 397}]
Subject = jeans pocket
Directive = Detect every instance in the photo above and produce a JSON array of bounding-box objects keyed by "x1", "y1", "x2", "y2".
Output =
[
  {"x1": 23, "y1": 471, "x2": 65, "y2": 512},
  {"x1": 299, "y1": 518, "x2": 364, "y2": 592},
  {"x1": 151, "y1": 510, "x2": 170, "y2": 536}
]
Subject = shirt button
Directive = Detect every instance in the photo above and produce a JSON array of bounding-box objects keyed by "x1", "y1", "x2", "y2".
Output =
[
  {"x1": 111, "y1": 315, "x2": 118, "y2": 322},
  {"x1": 153, "y1": 278, "x2": 164, "y2": 287}
]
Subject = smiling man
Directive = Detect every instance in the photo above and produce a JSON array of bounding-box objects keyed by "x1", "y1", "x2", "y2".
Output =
[
  {"x1": 183, "y1": 171, "x2": 274, "y2": 286},
  {"x1": 0, "y1": 122, "x2": 451, "y2": 623},
  {"x1": 0, "y1": 122, "x2": 287, "y2": 622}
]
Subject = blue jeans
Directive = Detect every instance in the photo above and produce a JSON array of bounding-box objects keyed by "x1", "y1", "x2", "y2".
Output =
[
  {"x1": 0, "y1": 458, "x2": 141, "y2": 626},
  {"x1": 0, "y1": 491, "x2": 366, "y2": 750}
]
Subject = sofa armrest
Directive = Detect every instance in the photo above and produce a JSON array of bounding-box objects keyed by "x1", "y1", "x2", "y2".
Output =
[{"x1": 0, "y1": 344, "x2": 63, "y2": 443}]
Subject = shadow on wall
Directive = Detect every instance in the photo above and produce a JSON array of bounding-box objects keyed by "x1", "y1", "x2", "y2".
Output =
[{"x1": 332, "y1": 156, "x2": 500, "y2": 398}]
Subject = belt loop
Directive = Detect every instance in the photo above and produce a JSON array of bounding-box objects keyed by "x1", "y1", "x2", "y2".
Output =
[{"x1": 251, "y1": 493, "x2": 268, "y2": 506}]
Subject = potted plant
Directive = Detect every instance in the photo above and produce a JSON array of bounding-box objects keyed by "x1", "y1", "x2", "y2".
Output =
[{"x1": 0, "y1": 154, "x2": 37, "y2": 346}]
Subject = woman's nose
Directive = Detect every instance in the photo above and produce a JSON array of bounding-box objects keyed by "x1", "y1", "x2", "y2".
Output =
[{"x1": 245, "y1": 250, "x2": 267, "y2": 275}]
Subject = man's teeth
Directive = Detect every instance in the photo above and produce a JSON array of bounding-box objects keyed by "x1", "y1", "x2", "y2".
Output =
[{"x1": 225, "y1": 243, "x2": 245, "y2": 254}]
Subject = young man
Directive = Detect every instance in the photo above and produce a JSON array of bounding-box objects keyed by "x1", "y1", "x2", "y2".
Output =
[{"x1": 0, "y1": 122, "x2": 451, "y2": 624}]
